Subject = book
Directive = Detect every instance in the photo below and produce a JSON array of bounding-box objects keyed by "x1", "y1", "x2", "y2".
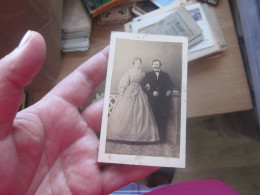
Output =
[
  {"x1": 62, "y1": 30, "x2": 90, "y2": 40},
  {"x1": 138, "y1": 7, "x2": 203, "y2": 47},
  {"x1": 186, "y1": 3, "x2": 226, "y2": 61},
  {"x1": 133, "y1": 0, "x2": 159, "y2": 15},
  {"x1": 61, "y1": 37, "x2": 90, "y2": 52},
  {"x1": 124, "y1": 0, "x2": 186, "y2": 31},
  {"x1": 62, "y1": 0, "x2": 92, "y2": 33},
  {"x1": 124, "y1": 1, "x2": 226, "y2": 61},
  {"x1": 81, "y1": 0, "x2": 128, "y2": 17},
  {"x1": 150, "y1": 0, "x2": 177, "y2": 8},
  {"x1": 62, "y1": 0, "x2": 92, "y2": 52}
]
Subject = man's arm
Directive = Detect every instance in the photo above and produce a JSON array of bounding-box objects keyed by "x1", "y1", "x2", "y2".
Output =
[
  {"x1": 162, "y1": 72, "x2": 174, "y2": 97},
  {"x1": 141, "y1": 73, "x2": 151, "y2": 95}
]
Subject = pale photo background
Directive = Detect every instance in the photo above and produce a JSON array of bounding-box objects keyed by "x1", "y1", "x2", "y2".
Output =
[{"x1": 110, "y1": 38, "x2": 183, "y2": 92}]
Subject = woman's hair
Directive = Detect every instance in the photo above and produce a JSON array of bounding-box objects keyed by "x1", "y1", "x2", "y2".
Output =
[{"x1": 132, "y1": 57, "x2": 142, "y2": 66}]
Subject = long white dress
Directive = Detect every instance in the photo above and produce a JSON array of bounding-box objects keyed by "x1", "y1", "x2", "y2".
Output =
[{"x1": 107, "y1": 68, "x2": 159, "y2": 142}]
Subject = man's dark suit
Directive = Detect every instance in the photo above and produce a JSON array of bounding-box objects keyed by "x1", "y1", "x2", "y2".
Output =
[{"x1": 141, "y1": 71, "x2": 174, "y2": 140}]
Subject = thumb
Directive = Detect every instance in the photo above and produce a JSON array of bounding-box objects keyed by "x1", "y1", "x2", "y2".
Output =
[{"x1": 0, "y1": 30, "x2": 46, "y2": 138}]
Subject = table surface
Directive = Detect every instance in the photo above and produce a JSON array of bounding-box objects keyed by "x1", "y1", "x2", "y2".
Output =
[{"x1": 58, "y1": 0, "x2": 252, "y2": 118}]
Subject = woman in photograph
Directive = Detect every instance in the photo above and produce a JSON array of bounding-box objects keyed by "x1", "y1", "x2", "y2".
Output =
[{"x1": 107, "y1": 57, "x2": 160, "y2": 142}]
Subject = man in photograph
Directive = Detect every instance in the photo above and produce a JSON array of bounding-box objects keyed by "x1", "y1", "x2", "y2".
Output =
[{"x1": 141, "y1": 59, "x2": 174, "y2": 141}]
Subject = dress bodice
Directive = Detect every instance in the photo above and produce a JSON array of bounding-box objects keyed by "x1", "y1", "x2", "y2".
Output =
[
  {"x1": 118, "y1": 69, "x2": 145, "y2": 97},
  {"x1": 128, "y1": 69, "x2": 144, "y2": 84}
]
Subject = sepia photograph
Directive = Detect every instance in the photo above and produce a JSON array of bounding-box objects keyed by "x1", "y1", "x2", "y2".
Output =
[{"x1": 98, "y1": 32, "x2": 188, "y2": 167}]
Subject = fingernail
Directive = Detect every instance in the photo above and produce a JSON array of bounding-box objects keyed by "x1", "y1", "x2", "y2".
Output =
[{"x1": 18, "y1": 30, "x2": 31, "y2": 48}]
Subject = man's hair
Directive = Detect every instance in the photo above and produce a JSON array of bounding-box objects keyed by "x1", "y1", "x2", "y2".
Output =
[
  {"x1": 152, "y1": 59, "x2": 161, "y2": 66},
  {"x1": 132, "y1": 57, "x2": 142, "y2": 66}
]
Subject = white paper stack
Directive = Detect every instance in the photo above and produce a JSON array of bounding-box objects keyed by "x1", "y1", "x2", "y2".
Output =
[
  {"x1": 62, "y1": 0, "x2": 92, "y2": 52},
  {"x1": 125, "y1": 1, "x2": 226, "y2": 61}
]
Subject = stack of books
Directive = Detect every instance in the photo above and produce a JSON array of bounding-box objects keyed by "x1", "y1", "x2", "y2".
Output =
[
  {"x1": 62, "y1": 0, "x2": 92, "y2": 52},
  {"x1": 131, "y1": 1, "x2": 159, "y2": 16},
  {"x1": 81, "y1": 0, "x2": 128, "y2": 18},
  {"x1": 125, "y1": 0, "x2": 226, "y2": 61}
]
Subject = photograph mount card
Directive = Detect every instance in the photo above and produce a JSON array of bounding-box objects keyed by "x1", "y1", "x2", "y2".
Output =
[{"x1": 98, "y1": 32, "x2": 188, "y2": 168}]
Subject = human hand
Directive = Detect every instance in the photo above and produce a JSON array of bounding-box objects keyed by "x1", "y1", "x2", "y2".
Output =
[
  {"x1": 166, "y1": 90, "x2": 172, "y2": 97},
  {"x1": 145, "y1": 83, "x2": 150, "y2": 91},
  {"x1": 0, "y1": 31, "x2": 158, "y2": 194},
  {"x1": 153, "y1": 91, "x2": 159, "y2": 96},
  {"x1": 118, "y1": 88, "x2": 125, "y2": 96}
]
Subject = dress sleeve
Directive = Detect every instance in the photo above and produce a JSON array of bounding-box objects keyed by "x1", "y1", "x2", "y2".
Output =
[{"x1": 118, "y1": 70, "x2": 130, "y2": 94}]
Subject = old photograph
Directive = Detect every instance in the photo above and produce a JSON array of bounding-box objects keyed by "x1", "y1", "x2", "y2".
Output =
[{"x1": 98, "y1": 32, "x2": 188, "y2": 167}]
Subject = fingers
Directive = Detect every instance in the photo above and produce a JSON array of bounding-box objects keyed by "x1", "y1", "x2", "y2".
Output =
[
  {"x1": 49, "y1": 46, "x2": 109, "y2": 108},
  {"x1": 0, "y1": 31, "x2": 46, "y2": 138},
  {"x1": 102, "y1": 164, "x2": 159, "y2": 194},
  {"x1": 81, "y1": 98, "x2": 104, "y2": 133}
]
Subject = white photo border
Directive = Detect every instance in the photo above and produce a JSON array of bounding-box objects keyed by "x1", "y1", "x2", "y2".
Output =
[{"x1": 98, "y1": 32, "x2": 188, "y2": 168}]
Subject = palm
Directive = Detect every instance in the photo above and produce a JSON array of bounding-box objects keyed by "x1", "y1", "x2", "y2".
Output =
[
  {"x1": 0, "y1": 31, "x2": 157, "y2": 195},
  {"x1": 9, "y1": 96, "x2": 101, "y2": 194}
]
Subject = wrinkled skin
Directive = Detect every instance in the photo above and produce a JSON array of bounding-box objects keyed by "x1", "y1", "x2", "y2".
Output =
[{"x1": 0, "y1": 31, "x2": 157, "y2": 195}]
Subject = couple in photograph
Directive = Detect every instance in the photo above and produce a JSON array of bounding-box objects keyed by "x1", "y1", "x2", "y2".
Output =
[{"x1": 107, "y1": 57, "x2": 174, "y2": 143}]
